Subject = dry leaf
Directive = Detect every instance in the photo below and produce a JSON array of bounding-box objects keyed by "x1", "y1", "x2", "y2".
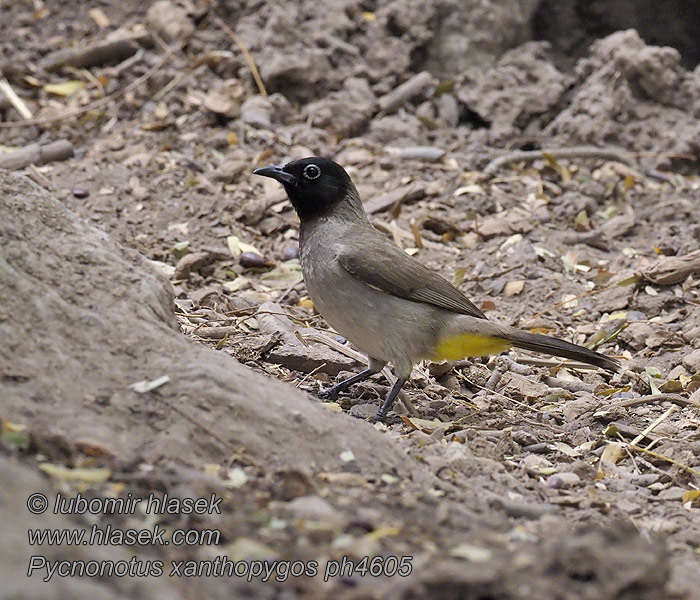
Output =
[
  {"x1": 89, "y1": 7, "x2": 110, "y2": 28},
  {"x1": 681, "y1": 490, "x2": 700, "y2": 504},
  {"x1": 129, "y1": 374, "x2": 170, "y2": 393},
  {"x1": 39, "y1": 464, "x2": 111, "y2": 482},
  {"x1": 44, "y1": 80, "x2": 86, "y2": 96},
  {"x1": 600, "y1": 442, "x2": 623, "y2": 465}
]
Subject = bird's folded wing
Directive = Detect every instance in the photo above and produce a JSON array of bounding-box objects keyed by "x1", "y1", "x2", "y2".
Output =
[{"x1": 336, "y1": 231, "x2": 487, "y2": 319}]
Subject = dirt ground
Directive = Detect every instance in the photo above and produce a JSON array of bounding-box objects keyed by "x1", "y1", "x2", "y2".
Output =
[{"x1": 2, "y1": 1, "x2": 700, "y2": 599}]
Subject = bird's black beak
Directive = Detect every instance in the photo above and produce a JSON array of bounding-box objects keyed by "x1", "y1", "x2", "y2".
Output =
[{"x1": 253, "y1": 165, "x2": 298, "y2": 186}]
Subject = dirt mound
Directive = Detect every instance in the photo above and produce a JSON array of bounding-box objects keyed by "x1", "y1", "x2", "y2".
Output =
[
  {"x1": 545, "y1": 30, "x2": 700, "y2": 172},
  {"x1": 0, "y1": 170, "x2": 413, "y2": 473}
]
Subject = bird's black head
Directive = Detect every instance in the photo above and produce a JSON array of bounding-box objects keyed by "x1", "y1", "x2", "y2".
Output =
[{"x1": 253, "y1": 157, "x2": 358, "y2": 221}]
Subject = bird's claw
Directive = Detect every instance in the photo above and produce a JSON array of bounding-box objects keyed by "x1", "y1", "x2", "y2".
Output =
[{"x1": 318, "y1": 388, "x2": 338, "y2": 400}]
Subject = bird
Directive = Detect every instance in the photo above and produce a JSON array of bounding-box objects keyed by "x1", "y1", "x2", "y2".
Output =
[{"x1": 254, "y1": 157, "x2": 619, "y2": 422}]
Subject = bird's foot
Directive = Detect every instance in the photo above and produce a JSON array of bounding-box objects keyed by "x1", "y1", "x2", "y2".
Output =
[
  {"x1": 318, "y1": 388, "x2": 339, "y2": 401},
  {"x1": 370, "y1": 412, "x2": 384, "y2": 424}
]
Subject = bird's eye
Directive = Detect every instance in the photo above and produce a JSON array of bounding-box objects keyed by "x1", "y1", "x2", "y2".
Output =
[{"x1": 303, "y1": 164, "x2": 321, "y2": 180}]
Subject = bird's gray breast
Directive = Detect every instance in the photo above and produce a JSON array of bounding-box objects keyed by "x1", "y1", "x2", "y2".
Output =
[{"x1": 299, "y1": 224, "x2": 440, "y2": 372}]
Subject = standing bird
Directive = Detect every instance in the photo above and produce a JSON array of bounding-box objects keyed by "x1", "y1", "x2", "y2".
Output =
[{"x1": 254, "y1": 157, "x2": 619, "y2": 422}]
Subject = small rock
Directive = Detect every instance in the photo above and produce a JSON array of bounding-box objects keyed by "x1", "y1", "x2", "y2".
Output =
[
  {"x1": 349, "y1": 403, "x2": 378, "y2": 420},
  {"x1": 437, "y1": 93, "x2": 459, "y2": 127},
  {"x1": 188, "y1": 285, "x2": 227, "y2": 308},
  {"x1": 145, "y1": 0, "x2": 194, "y2": 42},
  {"x1": 335, "y1": 148, "x2": 374, "y2": 166},
  {"x1": 239, "y1": 252, "x2": 272, "y2": 269},
  {"x1": 398, "y1": 146, "x2": 445, "y2": 162},
  {"x1": 493, "y1": 497, "x2": 557, "y2": 519},
  {"x1": 282, "y1": 246, "x2": 299, "y2": 261},
  {"x1": 265, "y1": 344, "x2": 357, "y2": 375},
  {"x1": 656, "y1": 486, "x2": 687, "y2": 501},
  {"x1": 337, "y1": 535, "x2": 381, "y2": 559},
  {"x1": 498, "y1": 372, "x2": 552, "y2": 402},
  {"x1": 272, "y1": 468, "x2": 314, "y2": 501},
  {"x1": 240, "y1": 95, "x2": 273, "y2": 129},
  {"x1": 72, "y1": 187, "x2": 89, "y2": 198},
  {"x1": 443, "y1": 442, "x2": 474, "y2": 469},
  {"x1": 522, "y1": 454, "x2": 553, "y2": 470},
  {"x1": 682, "y1": 348, "x2": 700, "y2": 374},
  {"x1": 302, "y1": 77, "x2": 376, "y2": 138},
  {"x1": 683, "y1": 325, "x2": 700, "y2": 344},
  {"x1": 213, "y1": 151, "x2": 248, "y2": 182},
  {"x1": 666, "y1": 365, "x2": 687, "y2": 380},
  {"x1": 174, "y1": 251, "x2": 210, "y2": 280},
  {"x1": 232, "y1": 332, "x2": 280, "y2": 359},
  {"x1": 548, "y1": 472, "x2": 581, "y2": 488},
  {"x1": 203, "y1": 90, "x2": 239, "y2": 117},
  {"x1": 284, "y1": 495, "x2": 344, "y2": 524}
]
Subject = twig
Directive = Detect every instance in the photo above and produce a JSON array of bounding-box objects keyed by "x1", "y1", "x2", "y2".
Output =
[
  {"x1": 25, "y1": 164, "x2": 52, "y2": 189},
  {"x1": 0, "y1": 78, "x2": 33, "y2": 119},
  {"x1": 625, "y1": 443, "x2": 700, "y2": 478},
  {"x1": 471, "y1": 263, "x2": 523, "y2": 282},
  {"x1": 409, "y1": 218, "x2": 423, "y2": 249},
  {"x1": 152, "y1": 72, "x2": 185, "y2": 101},
  {"x1": 513, "y1": 355, "x2": 603, "y2": 371},
  {"x1": 295, "y1": 362, "x2": 327, "y2": 388},
  {"x1": 212, "y1": 14, "x2": 267, "y2": 97},
  {"x1": 0, "y1": 140, "x2": 73, "y2": 170},
  {"x1": 0, "y1": 43, "x2": 178, "y2": 128},
  {"x1": 543, "y1": 376, "x2": 594, "y2": 393},
  {"x1": 277, "y1": 279, "x2": 302, "y2": 304},
  {"x1": 610, "y1": 393, "x2": 700, "y2": 410},
  {"x1": 484, "y1": 146, "x2": 636, "y2": 175},
  {"x1": 484, "y1": 146, "x2": 685, "y2": 182},
  {"x1": 40, "y1": 35, "x2": 146, "y2": 71},
  {"x1": 377, "y1": 71, "x2": 434, "y2": 114},
  {"x1": 620, "y1": 442, "x2": 641, "y2": 474},
  {"x1": 630, "y1": 406, "x2": 675, "y2": 447},
  {"x1": 187, "y1": 325, "x2": 239, "y2": 339}
]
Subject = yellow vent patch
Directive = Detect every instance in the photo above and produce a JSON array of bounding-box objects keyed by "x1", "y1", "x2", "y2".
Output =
[{"x1": 433, "y1": 333, "x2": 512, "y2": 361}]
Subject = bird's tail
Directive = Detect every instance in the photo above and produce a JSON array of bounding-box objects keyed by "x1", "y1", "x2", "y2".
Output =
[{"x1": 504, "y1": 329, "x2": 619, "y2": 372}]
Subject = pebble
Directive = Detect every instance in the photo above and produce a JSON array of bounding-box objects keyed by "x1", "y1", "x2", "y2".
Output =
[
  {"x1": 174, "y1": 251, "x2": 210, "y2": 280},
  {"x1": 72, "y1": 187, "x2": 89, "y2": 198},
  {"x1": 348, "y1": 403, "x2": 378, "y2": 420},
  {"x1": 284, "y1": 495, "x2": 342, "y2": 522},
  {"x1": 548, "y1": 472, "x2": 581, "y2": 489},
  {"x1": 239, "y1": 251, "x2": 272, "y2": 269},
  {"x1": 266, "y1": 344, "x2": 356, "y2": 375},
  {"x1": 145, "y1": 0, "x2": 194, "y2": 42},
  {"x1": 282, "y1": 246, "x2": 299, "y2": 261},
  {"x1": 398, "y1": 146, "x2": 446, "y2": 162},
  {"x1": 682, "y1": 348, "x2": 700, "y2": 374}
]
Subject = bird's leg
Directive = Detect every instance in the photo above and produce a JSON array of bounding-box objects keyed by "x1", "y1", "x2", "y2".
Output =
[
  {"x1": 318, "y1": 368, "x2": 375, "y2": 400},
  {"x1": 318, "y1": 357, "x2": 386, "y2": 401},
  {"x1": 372, "y1": 377, "x2": 407, "y2": 423}
]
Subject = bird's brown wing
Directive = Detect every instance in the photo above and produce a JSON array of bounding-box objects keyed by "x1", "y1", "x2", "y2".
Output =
[{"x1": 336, "y1": 227, "x2": 487, "y2": 319}]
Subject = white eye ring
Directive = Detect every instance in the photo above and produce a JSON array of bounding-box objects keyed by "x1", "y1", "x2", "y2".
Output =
[{"x1": 303, "y1": 164, "x2": 321, "y2": 180}]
